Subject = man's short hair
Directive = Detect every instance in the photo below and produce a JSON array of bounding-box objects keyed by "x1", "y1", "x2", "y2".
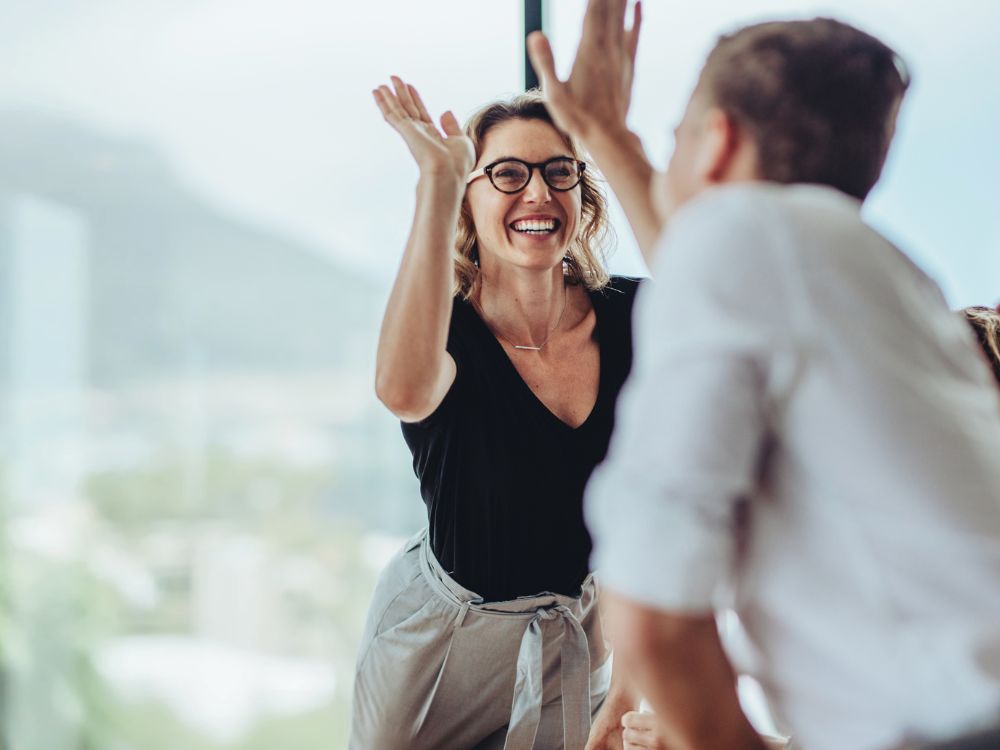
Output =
[{"x1": 699, "y1": 18, "x2": 910, "y2": 200}]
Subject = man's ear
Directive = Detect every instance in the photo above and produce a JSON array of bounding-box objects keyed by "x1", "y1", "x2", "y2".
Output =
[{"x1": 694, "y1": 107, "x2": 742, "y2": 184}]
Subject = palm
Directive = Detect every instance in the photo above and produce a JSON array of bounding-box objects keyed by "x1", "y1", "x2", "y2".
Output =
[
  {"x1": 408, "y1": 121, "x2": 473, "y2": 175},
  {"x1": 374, "y1": 77, "x2": 474, "y2": 181},
  {"x1": 569, "y1": 30, "x2": 635, "y2": 115}
]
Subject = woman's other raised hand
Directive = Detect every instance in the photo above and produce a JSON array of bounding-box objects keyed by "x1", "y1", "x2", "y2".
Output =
[{"x1": 373, "y1": 77, "x2": 475, "y2": 185}]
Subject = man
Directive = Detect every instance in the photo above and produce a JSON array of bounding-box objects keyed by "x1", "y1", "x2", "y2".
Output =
[{"x1": 529, "y1": 4, "x2": 1000, "y2": 750}]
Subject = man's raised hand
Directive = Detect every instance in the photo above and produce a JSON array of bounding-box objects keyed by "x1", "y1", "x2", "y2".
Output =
[{"x1": 527, "y1": 0, "x2": 642, "y2": 142}]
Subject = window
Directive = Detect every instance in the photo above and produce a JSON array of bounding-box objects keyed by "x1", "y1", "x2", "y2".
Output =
[{"x1": 0, "y1": 2, "x2": 521, "y2": 747}]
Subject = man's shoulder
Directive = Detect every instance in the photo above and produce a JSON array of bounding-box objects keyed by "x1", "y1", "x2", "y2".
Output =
[
  {"x1": 665, "y1": 183, "x2": 883, "y2": 275},
  {"x1": 654, "y1": 185, "x2": 788, "y2": 279},
  {"x1": 680, "y1": 182, "x2": 861, "y2": 227}
]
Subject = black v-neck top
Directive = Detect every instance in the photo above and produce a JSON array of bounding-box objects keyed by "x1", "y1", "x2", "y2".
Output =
[{"x1": 401, "y1": 276, "x2": 641, "y2": 602}]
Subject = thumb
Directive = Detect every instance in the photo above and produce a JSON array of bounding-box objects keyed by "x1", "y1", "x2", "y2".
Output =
[
  {"x1": 527, "y1": 31, "x2": 562, "y2": 92},
  {"x1": 440, "y1": 110, "x2": 462, "y2": 136}
]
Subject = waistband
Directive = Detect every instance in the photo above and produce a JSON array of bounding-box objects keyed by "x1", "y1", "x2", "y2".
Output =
[
  {"x1": 412, "y1": 527, "x2": 598, "y2": 615},
  {"x1": 411, "y1": 527, "x2": 598, "y2": 750}
]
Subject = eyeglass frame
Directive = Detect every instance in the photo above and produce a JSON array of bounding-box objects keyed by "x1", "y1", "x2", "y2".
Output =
[{"x1": 466, "y1": 156, "x2": 587, "y2": 194}]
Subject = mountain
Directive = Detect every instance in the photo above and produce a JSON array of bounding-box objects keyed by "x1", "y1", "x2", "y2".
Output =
[{"x1": 0, "y1": 107, "x2": 380, "y2": 386}]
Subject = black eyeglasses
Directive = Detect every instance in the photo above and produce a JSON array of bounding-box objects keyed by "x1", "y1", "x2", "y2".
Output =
[{"x1": 466, "y1": 157, "x2": 586, "y2": 193}]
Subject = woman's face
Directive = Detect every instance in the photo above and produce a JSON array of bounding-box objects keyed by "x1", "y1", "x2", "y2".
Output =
[{"x1": 466, "y1": 118, "x2": 582, "y2": 275}]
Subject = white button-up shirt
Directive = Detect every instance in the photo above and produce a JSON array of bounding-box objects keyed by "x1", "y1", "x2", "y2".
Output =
[{"x1": 586, "y1": 183, "x2": 1000, "y2": 750}]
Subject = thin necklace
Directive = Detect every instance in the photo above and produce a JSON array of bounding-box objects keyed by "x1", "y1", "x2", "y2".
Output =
[{"x1": 485, "y1": 283, "x2": 568, "y2": 352}]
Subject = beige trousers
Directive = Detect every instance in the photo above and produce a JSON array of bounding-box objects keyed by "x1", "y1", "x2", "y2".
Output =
[{"x1": 350, "y1": 529, "x2": 612, "y2": 750}]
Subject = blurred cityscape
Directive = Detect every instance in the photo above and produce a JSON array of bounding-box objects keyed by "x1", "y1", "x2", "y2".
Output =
[{"x1": 0, "y1": 110, "x2": 423, "y2": 748}]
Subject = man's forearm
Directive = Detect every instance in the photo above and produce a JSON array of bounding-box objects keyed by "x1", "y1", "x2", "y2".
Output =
[
  {"x1": 607, "y1": 594, "x2": 767, "y2": 750},
  {"x1": 581, "y1": 125, "x2": 663, "y2": 264},
  {"x1": 584, "y1": 653, "x2": 641, "y2": 750},
  {"x1": 604, "y1": 650, "x2": 641, "y2": 712}
]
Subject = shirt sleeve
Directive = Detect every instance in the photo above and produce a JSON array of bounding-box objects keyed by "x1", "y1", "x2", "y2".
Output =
[{"x1": 585, "y1": 187, "x2": 790, "y2": 612}]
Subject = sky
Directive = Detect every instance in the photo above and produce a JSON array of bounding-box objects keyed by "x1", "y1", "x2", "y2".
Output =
[{"x1": 2, "y1": 0, "x2": 998, "y2": 306}]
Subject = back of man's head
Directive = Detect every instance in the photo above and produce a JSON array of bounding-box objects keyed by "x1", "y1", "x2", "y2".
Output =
[{"x1": 698, "y1": 18, "x2": 909, "y2": 200}]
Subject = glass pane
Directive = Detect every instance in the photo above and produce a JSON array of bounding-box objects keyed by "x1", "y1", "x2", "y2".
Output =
[
  {"x1": 0, "y1": 2, "x2": 520, "y2": 747},
  {"x1": 549, "y1": 0, "x2": 1000, "y2": 306}
]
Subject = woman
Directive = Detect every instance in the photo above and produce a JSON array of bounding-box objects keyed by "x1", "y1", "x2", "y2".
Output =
[{"x1": 350, "y1": 77, "x2": 641, "y2": 750}]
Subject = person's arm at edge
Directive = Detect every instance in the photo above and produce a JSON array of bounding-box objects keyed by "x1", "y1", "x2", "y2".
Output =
[
  {"x1": 373, "y1": 79, "x2": 467, "y2": 422},
  {"x1": 585, "y1": 651, "x2": 641, "y2": 749},
  {"x1": 604, "y1": 589, "x2": 768, "y2": 750},
  {"x1": 527, "y1": 1, "x2": 664, "y2": 262},
  {"x1": 375, "y1": 170, "x2": 460, "y2": 421}
]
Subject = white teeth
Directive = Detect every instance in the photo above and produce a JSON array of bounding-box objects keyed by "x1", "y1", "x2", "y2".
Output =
[{"x1": 512, "y1": 219, "x2": 557, "y2": 233}]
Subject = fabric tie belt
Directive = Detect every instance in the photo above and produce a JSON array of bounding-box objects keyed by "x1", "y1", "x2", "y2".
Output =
[
  {"x1": 416, "y1": 530, "x2": 595, "y2": 749},
  {"x1": 502, "y1": 603, "x2": 592, "y2": 750}
]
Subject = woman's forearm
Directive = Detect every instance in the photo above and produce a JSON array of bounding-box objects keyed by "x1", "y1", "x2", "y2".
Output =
[{"x1": 375, "y1": 173, "x2": 463, "y2": 419}]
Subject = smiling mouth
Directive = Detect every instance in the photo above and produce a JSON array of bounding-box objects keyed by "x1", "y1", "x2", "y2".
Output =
[{"x1": 510, "y1": 218, "x2": 561, "y2": 235}]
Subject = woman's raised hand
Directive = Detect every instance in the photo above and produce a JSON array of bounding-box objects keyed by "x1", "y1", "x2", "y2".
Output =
[{"x1": 373, "y1": 77, "x2": 475, "y2": 185}]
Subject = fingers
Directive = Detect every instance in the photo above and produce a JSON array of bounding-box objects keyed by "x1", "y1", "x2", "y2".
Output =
[
  {"x1": 582, "y1": 0, "x2": 628, "y2": 51},
  {"x1": 527, "y1": 31, "x2": 562, "y2": 92},
  {"x1": 374, "y1": 79, "x2": 445, "y2": 142},
  {"x1": 621, "y1": 711, "x2": 658, "y2": 731},
  {"x1": 621, "y1": 711, "x2": 659, "y2": 748},
  {"x1": 528, "y1": 32, "x2": 581, "y2": 134},
  {"x1": 391, "y1": 75, "x2": 423, "y2": 120},
  {"x1": 626, "y1": 1, "x2": 642, "y2": 63},
  {"x1": 372, "y1": 85, "x2": 404, "y2": 124},
  {"x1": 373, "y1": 78, "x2": 436, "y2": 127},
  {"x1": 622, "y1": 729, "x2": 656, "y2": 748},
  {"x1": 612, "y1": 0, "x2": 629, "y2": 52},
  {"x1": 581, "y1": 0, "x2": 611, "y2": 39},
  {"x1": 407, "y1": 83, "x2": 434, "y2": 124},
  {"x1": 623, "y1": 737, "x2": 655, "y2": 749},
  {"x1": 440, "y1": 110, "x2": 462, "y2": 137}
]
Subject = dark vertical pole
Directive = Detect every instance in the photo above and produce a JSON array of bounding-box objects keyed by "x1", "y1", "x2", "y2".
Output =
[{"x1": 524, "y1": 0, "x2": 544, "y2": 90}]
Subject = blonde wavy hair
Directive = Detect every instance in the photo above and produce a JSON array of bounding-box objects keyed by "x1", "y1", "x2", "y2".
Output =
[
  {"x1": 454, "y1": 90, "x2": 613, "y2": 300},
  {"x1": 962, "y1": 306, "x2": 1000, "y2": 388}
]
